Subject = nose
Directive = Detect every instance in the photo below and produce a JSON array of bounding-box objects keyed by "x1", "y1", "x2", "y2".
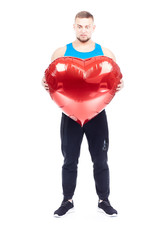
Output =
[{"x1": 81, "y1": 27, "x2": 87, "y2": 33}]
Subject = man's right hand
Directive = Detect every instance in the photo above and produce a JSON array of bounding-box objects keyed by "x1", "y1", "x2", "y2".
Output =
[{"x1": 42, "y1": 76, "x2": 49, "y2": 92}]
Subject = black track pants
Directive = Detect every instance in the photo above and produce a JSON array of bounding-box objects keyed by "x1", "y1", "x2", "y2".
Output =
[{"x1": 60, "y1": 109, "x2": 110, "y2": 200}]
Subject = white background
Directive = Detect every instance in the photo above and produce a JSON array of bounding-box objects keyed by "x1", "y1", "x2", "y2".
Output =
[{"x1": 0, "y1": 0, "x2": 160, "y2": 239}]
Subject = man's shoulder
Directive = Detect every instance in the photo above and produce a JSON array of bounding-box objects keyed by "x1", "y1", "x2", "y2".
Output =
[
  {"x1": 51, "y1": 45, "x2": 66, "y2": 62},
  {"x1": 101, "y1": 46, "x2": 116, "y2": 62},
  {"x1": 55, "y1": 45, "x2": 67, "y2": 53}
]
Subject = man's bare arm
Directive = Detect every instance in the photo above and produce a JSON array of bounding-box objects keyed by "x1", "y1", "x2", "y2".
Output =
[
  {"x1": 102, "y1": 47, "x2": 124, "y2": 92},
  {"x1": 51, "y1": 46, "x2": 66, "y2": 62},
  {"x1": 42, "y1": 46, "x2": 66, "y2": 91},
  {"x1": 101, "y1": 47, "x2": 116, "y2": 62}
]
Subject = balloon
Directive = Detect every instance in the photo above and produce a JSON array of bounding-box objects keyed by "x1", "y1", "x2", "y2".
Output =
[{"x1": 45, "y1": 56, "x2": 122, "y2": 126}]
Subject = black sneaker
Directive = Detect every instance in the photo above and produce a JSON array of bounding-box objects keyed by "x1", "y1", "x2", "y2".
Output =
[
  {"x1": 54, "y1": 200, "x2": 74, "y2": 217},
  {"x1": 98, "y1": 199, "x2": 118, "y2": 216}
]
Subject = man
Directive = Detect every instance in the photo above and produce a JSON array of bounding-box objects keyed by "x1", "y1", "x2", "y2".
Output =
[{"x1": 42, "y1": 11, "x2": 124, "y2": 217}]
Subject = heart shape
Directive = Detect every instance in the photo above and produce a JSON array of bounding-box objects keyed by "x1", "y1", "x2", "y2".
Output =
[{"x1": 45, "y1": 56, "x2": 122, "y2": 126}]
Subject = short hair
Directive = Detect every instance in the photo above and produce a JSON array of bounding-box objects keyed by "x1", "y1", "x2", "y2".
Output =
[{"x1": 75, "y1": 11, "x2": 94, "y2": 22}]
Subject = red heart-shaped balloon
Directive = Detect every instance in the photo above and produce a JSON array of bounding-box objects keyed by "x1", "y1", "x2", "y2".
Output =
[{"x1": 45, "y1": 56, "x2": 122, "y2": 126}]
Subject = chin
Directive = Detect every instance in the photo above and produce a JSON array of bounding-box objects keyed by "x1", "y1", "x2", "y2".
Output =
[{"x1": 77, "y1": 37, "x2": 90, "y2": 43}]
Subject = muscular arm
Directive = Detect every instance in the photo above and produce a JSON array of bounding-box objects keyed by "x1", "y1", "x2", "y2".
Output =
[
  {"x1": 42, "y1": 46, "x2": 66, "y2": 91},
  {"x1": 102, "y1": 47, "x2": 124, "y2": 91},
  {"x1": 101, "y1": 47, "x2": 116, "y2": 62},
  {"x1": 51, "y1": 46, "x2": 66, "y2": 62}
]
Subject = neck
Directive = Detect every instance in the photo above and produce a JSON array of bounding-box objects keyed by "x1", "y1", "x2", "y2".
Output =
[{"x1": 73, "y1": 39, "x2": 94, "y2": 47}]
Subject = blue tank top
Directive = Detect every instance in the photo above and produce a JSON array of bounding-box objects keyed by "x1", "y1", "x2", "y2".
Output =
[{"x1": 64, "y1": 42, "x2": 104, "y2": 59}]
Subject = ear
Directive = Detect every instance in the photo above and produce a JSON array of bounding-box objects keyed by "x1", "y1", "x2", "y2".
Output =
[
  {"x1": 73, "y1": 24, "x2": 75, "y2": 30},
  {"x1": 93, "y1": 24, "x2": 96, "y2": 31}
]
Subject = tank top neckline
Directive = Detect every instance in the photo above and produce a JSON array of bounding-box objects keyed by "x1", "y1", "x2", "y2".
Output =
[{"x1": 71, "y1": 42, "x2": 96, "y2": 53}]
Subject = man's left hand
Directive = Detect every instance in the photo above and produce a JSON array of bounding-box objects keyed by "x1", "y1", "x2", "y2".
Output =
[{"x1": 116, "y1": 78, "x2": 124, "y2": 92}]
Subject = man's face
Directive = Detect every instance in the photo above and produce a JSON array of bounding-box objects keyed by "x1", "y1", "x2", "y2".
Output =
[{"x1": 73, "y1": 17, "x2": 96, "y2": 43}]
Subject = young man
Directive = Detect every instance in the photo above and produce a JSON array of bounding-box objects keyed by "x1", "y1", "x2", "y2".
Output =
[{"x1": 42, "y1": 11, "x2": 124, "y2": 217}]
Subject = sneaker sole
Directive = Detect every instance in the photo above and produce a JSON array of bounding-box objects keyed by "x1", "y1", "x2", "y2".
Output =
[
  {"x1": 98, "y1": 207, "x2": 118, "y2": 217},
  {"x1": 54, "y1": 207, "x2": 75, "y2": 218}
]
